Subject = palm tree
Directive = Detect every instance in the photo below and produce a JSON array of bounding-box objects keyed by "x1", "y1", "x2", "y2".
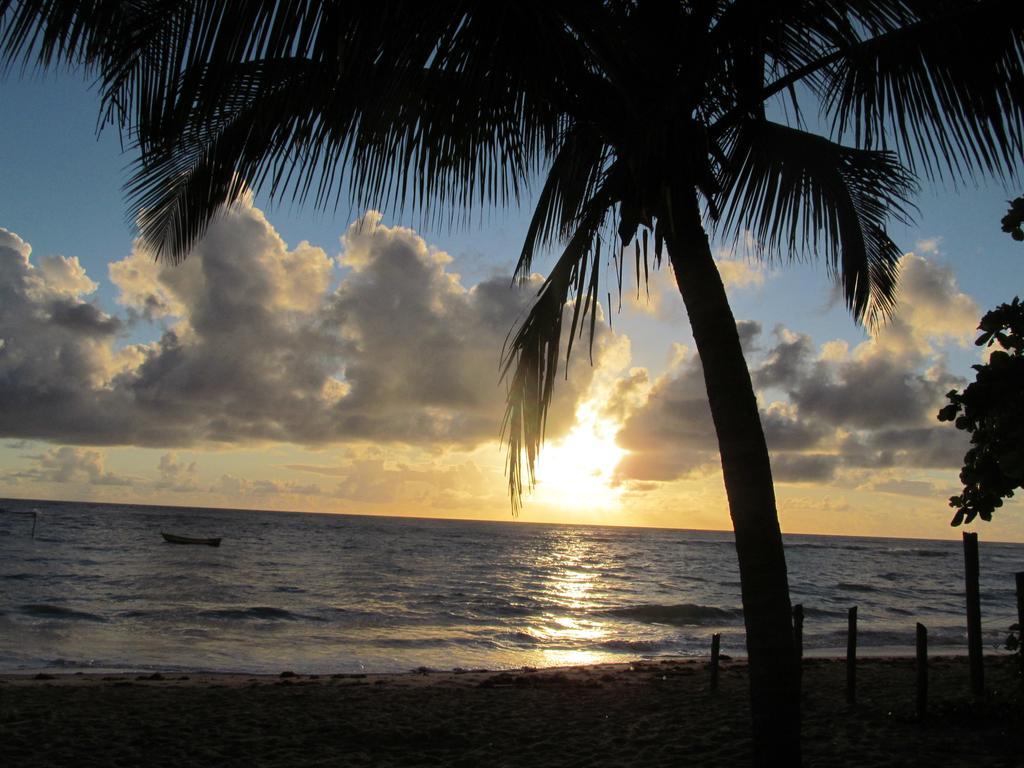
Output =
[{"x1": 3, "y1": 2, "x2": 1023, "y2": 763}]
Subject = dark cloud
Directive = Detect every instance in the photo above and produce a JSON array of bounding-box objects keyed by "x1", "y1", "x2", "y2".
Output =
[
  {"x1": 613, "y1": 351, "x2": 718, "y2": 481},
  {"x1": 0, "y1": 208, "x2": 614, "y2": 450},
  {"x1": 736, "y1": 319, "x2": 763, "y2": 355},
  {"x1": 752, "y1": 328, "x2": 814, "y2": 390},
  {"x1": 771, "y1": 454, "x2": 838, "y2": 483},
  {"x1": 839, "y1": 427, "x2": 967, "y2": 470},
  {"x1": 47, "y1": 300, "x2": 123, "y2": 335},
  {"x1": 760, "y1": 406, "x2": 830, "y2": 452},
  {"x1": 0, "y1": 228, "x2": 129, "y2": 442},
  {"x1": 613, "y1": 253, "x2": 978, "y2": 488},
  {"x1": 785, "y1": 355, "x2": 961, "y2": 430}
]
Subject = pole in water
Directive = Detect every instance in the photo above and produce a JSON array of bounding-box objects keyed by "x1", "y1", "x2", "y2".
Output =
[{"x1": 31, "y1": 511, "x2": 37, "y2": 539}]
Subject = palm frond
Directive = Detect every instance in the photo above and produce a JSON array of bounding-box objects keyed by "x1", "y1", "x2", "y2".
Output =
[
  {"x1": 123, "y1": 49, "x2": 567, "y2": 259},
  {"x1": 704, "y1": 0, "x2": 917, "y2": 131},
  {"x1": 514, "y1": 123, "x2": 611, "y2": 283},
  {"x1": 708, "y1": 0, "x2": 1024, "y2": 186},
  {"x1": 715, "y1": 118, "x2": 918, "y2": 323},
  {"x1": 821, "y1": 0, "x2": 1024, "y2": 181},
  {"x1": 0, "y1": 0, "x2": 125, "y2": 73},
  {"x1": 2, "y1": 2, "x2": 580, "y2": 261},
  {"x1": 501, "y1": 189, "x2": 615, "y2": 509}
]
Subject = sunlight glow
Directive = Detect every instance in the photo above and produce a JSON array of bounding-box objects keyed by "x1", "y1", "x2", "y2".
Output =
[
  {"x1": 532, "y1": 403, "x2": 628, "y2": 511},
  {"x1": 518, "y1": 532, "x2": 616, "y2": 668}
]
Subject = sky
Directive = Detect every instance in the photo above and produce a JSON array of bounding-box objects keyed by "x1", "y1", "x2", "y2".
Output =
[{"x1": 1, "y1": 70, "x2": 1023, "y2": 542}]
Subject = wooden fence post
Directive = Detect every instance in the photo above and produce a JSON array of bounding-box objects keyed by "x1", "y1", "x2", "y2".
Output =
[
  {"x1": 793, "y1": 604, "x2": 804, "y2": 696},
  {"x1": 710, "y1": 633, "x2": 721, "y2": 691},
  {"x1": 916, "y1": 623, "x2": 928, "y2": 720},
  {"x1": 1015, "y1": 572, "x2": 1024, "y2": 680},
  {"x1": 847, "y1": 606, "x2": 857, "y2": 705},
  {"x1": 963, "y1": 532, "x2": 984, "y2": 697}
]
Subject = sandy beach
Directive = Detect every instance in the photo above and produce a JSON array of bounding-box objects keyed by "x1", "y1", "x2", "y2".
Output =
[{"x1": 2, "y1": 656, "x2": 1020, "y2": 767}]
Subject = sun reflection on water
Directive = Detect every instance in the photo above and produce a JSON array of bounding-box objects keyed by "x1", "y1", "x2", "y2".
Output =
[{"x1": 515, "y1": 530, "x2": 622, "y2": 667}]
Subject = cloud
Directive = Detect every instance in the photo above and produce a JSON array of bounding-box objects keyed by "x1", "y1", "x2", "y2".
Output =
[
  {"x1": 611, "y1": 252, "x2": 975, "y2": 487},
  {"x1": 7, "y1": 446, "x2": 130, "y2": 486},
  {"x1": 757, "y1": 255, "x2": 975, "y2": 434},
  {"x1": 759, "y1": 402, "x2": 831, "y2": 452},
  {"x1": 771, "y1": 454, "x2": 839, "y2": 483},
  {"x1": 715, "y1": 257, "x2": 766, "y2": 290},
  {"x1": 30, "y1": 252, "x2": 98, "y2": 300},
  {"x1": 838, "y1": 427, "x2": 966, "y2": 470},
  {"x1": 868, "y1": 253, "x2": 978, "y2": 356},
  {"x1": 869, "y1": 478, "x2": 939, "y2": 497},
  {"x1": 625, "y1": 249, "x2": 767, "y2": 320},
  {"x1": 331, "y1": 458, "x2": 492, "y2": 505},
  {"x1": 212, "y1": 474, "x2": 323, "y2": 497},
  {"x1": 155, "y1": 452, "x2": 198, "y2": 491},
  {"x1": 280, "y1": 452, "x2": 499, "y2": 509},
  {"x1": 623, "y1": 262, "x2": 678, "y2": 319},
  {"x1": 0, "y1": 206, "x2": 616, "y2": 451},
  {"x1": 613, "y1": 347, "x2": 718, "y2": 481},
  {"x1": 913, "y1": 237, "x2": 942, "y2": 255},
  {"x1": 322, "y1": 212, "x2": 613, "y2": 444},
  {"x1": 0, "y1": 228, "x2": 126, "y2": 417}
]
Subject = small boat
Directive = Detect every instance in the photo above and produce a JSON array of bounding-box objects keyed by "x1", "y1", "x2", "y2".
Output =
[{"x1": 161, "y1": 532, "x2": 222, "y2": 547}]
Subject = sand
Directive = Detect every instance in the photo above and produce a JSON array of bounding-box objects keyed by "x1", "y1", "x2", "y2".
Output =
[{"x1": 1, "y1": 656, "x2": 1021, "y2": 767}]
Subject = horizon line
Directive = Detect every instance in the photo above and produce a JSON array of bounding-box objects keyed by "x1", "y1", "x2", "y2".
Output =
[{"x1": 2, "y1": 495, "x2": 1019, "y2": 546}]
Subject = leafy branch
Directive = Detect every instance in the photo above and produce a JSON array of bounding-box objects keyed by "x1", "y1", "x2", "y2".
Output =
[
  {"x1": 938, "y1": 298, "x2": 1024, "y2": 525},
  {"x1": 1002, "y1": 197, "x2": 1024, "y2": 241}
]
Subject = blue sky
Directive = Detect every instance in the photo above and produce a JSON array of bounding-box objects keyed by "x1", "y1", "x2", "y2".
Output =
[{"x1": 2, "y1": 69, "x2": 1022, "y2": 541}]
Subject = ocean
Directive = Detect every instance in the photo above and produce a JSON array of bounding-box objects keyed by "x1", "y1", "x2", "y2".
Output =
[{"x1": 1, "y1": 499, "x2": 1021, "y2": 675}]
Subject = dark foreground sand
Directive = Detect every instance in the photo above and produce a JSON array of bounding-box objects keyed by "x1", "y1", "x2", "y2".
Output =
[{"x1": 1, "y1": 656, "x2": 1021, "y2": 767}]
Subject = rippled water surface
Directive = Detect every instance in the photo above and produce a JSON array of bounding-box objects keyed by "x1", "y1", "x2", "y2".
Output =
[{"x1": 1, "y1": 499, "x2": 1021, "y2": 673}]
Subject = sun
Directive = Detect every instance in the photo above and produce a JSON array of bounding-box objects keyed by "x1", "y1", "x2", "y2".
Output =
[{"x1": 532, "y1": 402, "x2": 628, "y2": 511}]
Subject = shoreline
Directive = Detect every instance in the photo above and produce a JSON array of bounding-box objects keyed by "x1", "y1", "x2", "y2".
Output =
[
  {"x1": 1, "y1": 645, "x2": 1010, "y2": 679},
  {"x1": 3, "y1": 656, "x2": 1020, "y2": 766}
]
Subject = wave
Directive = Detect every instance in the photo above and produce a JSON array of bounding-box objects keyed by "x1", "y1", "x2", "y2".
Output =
[
  {"x1": 787, "y1": 542, "x2": 872, "y2": 552},
  {"x1": 18, "y1": 603, "x2": 106, "y2": 622},
  {"x1": 373, "y1": 636, "x2": 499, "y2": 649},
  {"x1": 498, "y1": 631, "x2": 542, "y2": 646},
  {"x1": 597, "y1": 638, "x2": 671, "y2": 652},
  {"x1": 485, "y1": 603, "x2": 541, "y2": 618},
  {"x1": 836, "y1": 582, "x2": 880, "y2": 593},
  {"x1": 798, "y1": 606, "x2": 850, "y2": 619},
  {"x1": 118, "y1": 609, "x2": 156, "y2": 619},
  {"x1": 197, "y1": 606, "x2": 324, "y2": 622},
  {"x1": 790, "y1": 542, "x2": 952, "y2": 558},
  {"x1": 603, "y1": 603, "x2": 742, "y2": 626}
]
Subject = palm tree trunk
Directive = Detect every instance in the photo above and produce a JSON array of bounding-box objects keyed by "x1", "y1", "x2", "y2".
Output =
[{"x1": 665, "y1": 188, "x2": 801, "y2": 766}]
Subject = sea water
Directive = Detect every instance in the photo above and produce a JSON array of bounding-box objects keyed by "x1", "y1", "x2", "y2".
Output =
[{"x1": 0, "y1": 499, "x2": 1021, "y2": 674}]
